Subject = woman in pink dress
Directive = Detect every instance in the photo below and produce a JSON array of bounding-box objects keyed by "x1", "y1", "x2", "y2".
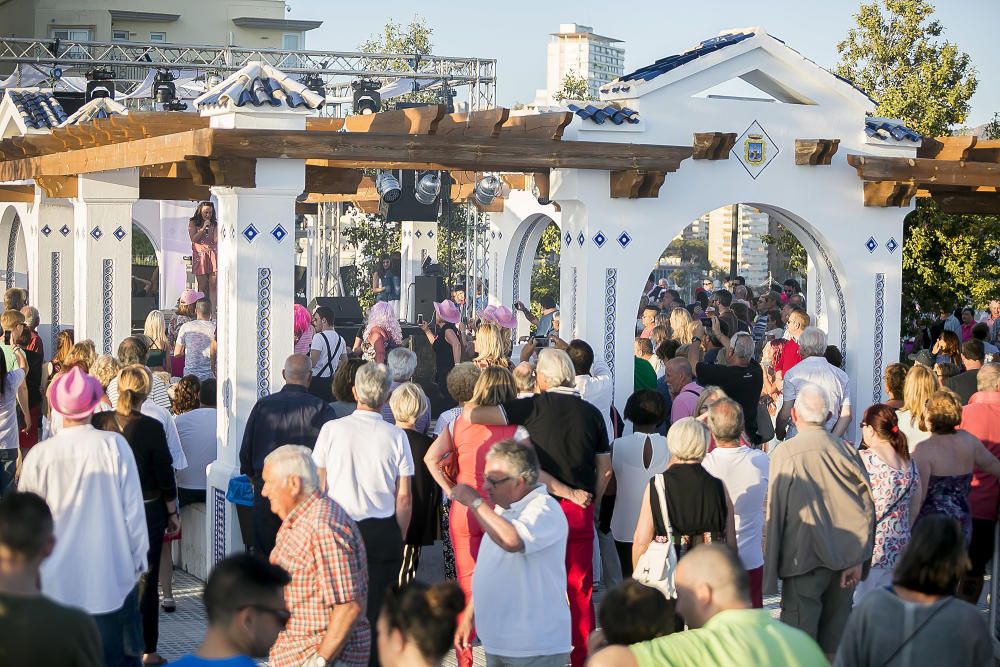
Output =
[
  {"x1": 188, "y1": 201, "x2": 218, "y2": 311},
  {"x1": 424, "y1": 366, "x2": 528, "y2": 667}
]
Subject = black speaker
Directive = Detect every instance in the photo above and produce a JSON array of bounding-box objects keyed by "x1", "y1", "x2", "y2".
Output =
[
  {"x1": 308, "y1": 296, "x2": 364, "y2": 323},
  {"x1": 383, "y1": 170, "x2": 446, "y2": 222},
  {"x1": 414, "y1": 275, "x2": 446, "y2": 324}
]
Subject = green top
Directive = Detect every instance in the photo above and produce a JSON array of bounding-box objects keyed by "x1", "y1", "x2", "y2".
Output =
[
  {"x1": 634, "y1": 357, "x2": 657, "y2": 391},
  {"x1": 630, "y1": 609, "x2": 827, "y2": 667}
]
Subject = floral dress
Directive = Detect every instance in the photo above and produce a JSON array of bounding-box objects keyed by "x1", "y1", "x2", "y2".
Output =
[{"x1": 861, "y1": 451, "x2": 919, "y2": 570}]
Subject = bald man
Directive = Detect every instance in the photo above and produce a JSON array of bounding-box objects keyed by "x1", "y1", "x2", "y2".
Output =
[
  {"x1": 238, "y1": 353, "x2": 337, "y2": 556},
  {"x1": 589, "y1": 545, "x2": 826, "y2": 667}
]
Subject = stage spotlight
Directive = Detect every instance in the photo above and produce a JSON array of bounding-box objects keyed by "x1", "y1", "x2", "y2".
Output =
[
  {"x1": 414, "y1": 171, "x2": 442, "y2": 205},
  {"x1": 473, "y1": 174, "x2": 504, "y2": 206},
  {"x1": 352, "y1": 79, "x2": 381, "y2": 115},
  {"x1": 85, "y1": 68, "x2": 115, "y2": 101},
  {"x1": 376, "y1": 171, "x2": 402, "y2": 203}
]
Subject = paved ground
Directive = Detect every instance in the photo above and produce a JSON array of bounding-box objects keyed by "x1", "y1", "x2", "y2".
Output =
[{"x1": 158, "y1": 541, "x2": 993, "y2": 664}]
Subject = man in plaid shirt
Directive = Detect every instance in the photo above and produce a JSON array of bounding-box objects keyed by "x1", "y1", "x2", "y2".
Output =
[{"x1": 262, "y1": 445, "x2": 370, "y2": 667}]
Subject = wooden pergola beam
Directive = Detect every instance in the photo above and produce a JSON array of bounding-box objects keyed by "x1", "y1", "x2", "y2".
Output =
[
  {"x1": 185, "y1": 157, "x2": 256, "y2": 188},
  {"x1": 0, "y1": 184, "x2": 34, "y2": 202},
  {"x1": 931, "y1": 191, "x2": 1000, "y2": 215},
  {"x1": 34, "y1": 175, "x2": 76, "y2": 198},
  {"x1": 499, "y1": 113, "x2": 574, "y2": 140},
  {"x1": 304, "y1": 167, "x2": 363, "y2": 195},
  {"x1": 795, "y1": 139, "x2": 840, "y2": 165},
  {"x1": 692, "y1": 132, "x2": 737, "y2": 160},
  {"x1": 917, "y1": 136, "x2": 977, "y2": 160},
  {"x1": 847, "y1": 154, "x2": 1000, "y2": 188},
  {"x1": 436, "y1": 108, "x2": 510, "y2": 138},
  {"x1": 139, "y1": 177, "x2": 211, "y2": 201}
]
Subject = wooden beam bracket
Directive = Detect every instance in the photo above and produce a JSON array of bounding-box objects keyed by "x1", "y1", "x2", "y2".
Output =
[
  {"x1": 692, "y1": 132, "x2": 737, "y2": 160},
  {"x1": 34, "y1": 175, "x2": 77, "y2": 199},
  {"x1": 185, "y1": 157, "x2": 256, "y2": 188},
  {"x1": 863, "y1": 180, "x2": 918, "y2": 207},
  {"x1": 794, "y1": 139, "x2": 840, "y2": 165}
]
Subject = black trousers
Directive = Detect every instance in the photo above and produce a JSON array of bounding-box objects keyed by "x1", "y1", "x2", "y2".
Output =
[
  {"x1": 308, "y1": 375, "x2": 334, "y2": 403},
  {"x1": 141, "y1": 500, "x2": 168, "y2": 653},
  {"x1": 615, "y1": 539, "x2": 634, "y2": 579},
  {"x1": 251, "y1": 486, "x2": 283, "y2": 559},
  {"x1": 358, "y1": 515, "x2": 402, "y2": 667}
]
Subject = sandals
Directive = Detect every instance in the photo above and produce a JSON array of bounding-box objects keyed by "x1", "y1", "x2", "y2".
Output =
[
  {"x1": 160, "y1": 597, "x2": 176, "y2": 613},
  {"x1": 142, "y1": 654, "x2": 168, "y2": 666}
]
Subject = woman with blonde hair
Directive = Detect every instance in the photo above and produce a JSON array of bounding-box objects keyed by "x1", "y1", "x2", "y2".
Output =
[
  {"x1": 143, "y1": 310, "x2": 170, "y2": 372},
  {"x1": 92, "y1": 365, "x2": 178, "y2": 665},
  {"x1": 64, "y1": 340, "x2": 97, "y2": 373},
  {"x1": 423, "y1": 365, "x2": 528, "y2": 667},
  {"x1": 472, "y1": 320, "x2": 511, "y2": 370},
  {"x1": 670, "y1": 308, "x2": 693, "y2": 343},
  {"x1": 896, "y1": 365, "x2": 938, "y2": 451},
  {"x1": 89, "y1": 355, "x2": 122, "y2": 410}
]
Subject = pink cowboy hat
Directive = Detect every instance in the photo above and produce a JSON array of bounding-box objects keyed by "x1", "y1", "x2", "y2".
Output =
[
  {"x1": 433, "y1": 299, "x2": 461, "y2": 324},
  {"x1": 480, "y1": 304, "x2": 498, "y2": 322},
  {"x1": 47, "y1": 367, "x2": 103, "y2": 419},
  {"x1": 494, "y1": 306, "x2": 518, "y2": 330},
  {"x1": 179, "y1": 288, "x2": 205, "y2": 305}
]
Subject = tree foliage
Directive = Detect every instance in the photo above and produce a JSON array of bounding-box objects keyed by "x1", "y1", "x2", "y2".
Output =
[
  {"x1": 553, "y1": 70, "x2": 593, "y2": 102},
  {"x1": 530, "y1": 222, "x2": 561, "y2": 311},
  {"x1": 761, "y1": 229, "x2": 807, "y2": 275},
  {"x1": 358, "y1": 17, "x2": 439, "y2": 107},
  {"x1": 340, "y1": 211, "x2": 401, "y2": 312},
  {"x1": 835, "y1": 0, "x2": 978, "y2": 136}
]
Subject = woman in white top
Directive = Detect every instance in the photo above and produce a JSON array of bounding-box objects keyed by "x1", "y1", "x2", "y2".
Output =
[
  {"x1": 0, "y1": 349, "x2": 27, "y2": 495},
  {"x1": 608, "y1": 389, "x2": 669, "y2": 577},
  {"x1": 896, "y1": 364, "x2": 938, "y2": 451}
]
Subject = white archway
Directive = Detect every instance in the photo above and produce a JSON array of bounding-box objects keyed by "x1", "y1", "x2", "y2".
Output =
[{"x1": 0, "y1": 205, "x2": 28, "y2": 291}]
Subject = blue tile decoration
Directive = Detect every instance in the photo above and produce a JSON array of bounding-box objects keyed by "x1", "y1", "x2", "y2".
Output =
[
  {"x1": 90, "y1": 226, "x2": 102, "y2": 241},
  {"x1": 195, "y1": 62, "x2": 325, "y2": 111},
  {"x1": 491, "y1": 231, "x2": 496, "y2": 239},
  {"x1": 815, "y1": 282, "x2": 823, "y2": 318},
  {"x1": 736, "y1": 121, "x2": 780, "y2": 180},
  {"x1": 50, "y1": 251, "x2": 60, "y2": 350},
  {"x1": 565, "y1": 230, "x2": 573, "y2": 247},
  {"x1": 212, "y1": 487, "x2": 226, "y2": 567},
  {"x1": 59, "y1": 224, "x2": 70, "y2": 237},
  {"x1": 872, "y1": 273, "x2": 886, "y2": 405},
  {"x1": 498, "y1": 231, "x2": 502, "y2": 239},
  {"x1": 885, "y1": 237, "x2": 899, "y2": 253},
  {"x1": 270, "y1": 224, "x2": 287, "y2": 242},
  {"x1": 40, "y1": 225, "x2": 51, "y2": 237},
  {"x1": 222, "y1": 379, "x2": 232, "y2": 409},
  {"x1": 102, "y1": 259, "x2": 114, "y2": 354},
  {"x1": 593, "y1": 230, "x2": 607, "y2": 248},
  {"x1": 571, "y1": 267, "x2": 578, "y2": 338},
  {"x1": 603, "y1": 268, "x2": 618, "y2": 402},
  {"x1": 566, "y1": 103, "x2": 640, "y2": 125},
  {"x1": 865, "y1": 236, "x2": 878, "y2": 254},
  {"x1": 4, "y1": 216, "x2": 18, "y2": 290},
  {"x1": 577, "y1": 232, "x2": 586, "y2": 247},
  {"x1": 257, "y1": 268, "x2": 272, "y2": 398},
  {"x1": 513, "y1": 218, "x2": 542, "y2": 305},
  {"x1": 113, "y1": 225, "x2": 126, "y2": 242},
  {"x1": 242, "y1": 224, "x2": 259, "y2": 243},
  {"x1": 5, "y1": 90, "x2": 67, "y2": 129},
  {"x1": 415, "y1": 230, "x2": 422, "y2": 239},
  {"x1": 617, "y1": 231, "x2": 632, "y2": 248},
  {"x1": 427, "y1": 230, "x2": 434, "y2": 238},
  {"x1": 616, "y1": 31, "x2": 755, "y2": 83},
  {"x1": 864, "y1": 119, "x2": 921, "y2": 142}
]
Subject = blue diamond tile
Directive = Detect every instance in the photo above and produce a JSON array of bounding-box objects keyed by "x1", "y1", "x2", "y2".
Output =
[
  {"x1": 617, "y1": 231, "x2": 632, "y2": 248},
  {"x1": 577, "y1": 232, "x2": 585, "y2": 246},
  {"x1": 113, "y1": 225, "x2": 127, "y2": 241},
  {"x1": 59, "y1": 224, "x2": 70, "y2": 237},
  {"x1": 40, "y1": 225, "x2": 51, "y2": 237},
  {"x1": 90, "y1": 226, "x2": 102, "y2": 241},
  {"x1": 415, "y1": 230, "x2": 422, "y2": 239},
  {"x1": 865, "y1": 236, "x2": 878, "y2": 254},
  {"x1": 427, "y1": 230, "x2": 434, "y2": 238},
  {"x1": 498, "y1": 231, "x2": 503, "y2": 239},
  {"x1": 242, "y1": 224, "x2": 260, "y2": 243},
  {"x1": 270, "y1": 224, "x2": 287, "y2": 242},
  {"x1": 565, "y1": 231, "x2": 573, "y2": 246},
  {"x1": 491, "y1": 231, "x2": 496, "y2": 239},
  {"x1": 885, "y1": 237, "x2": 899, "y2": 253},
  {"x1": 593, "y1": 230, "x2": 607, "y2": 248}
]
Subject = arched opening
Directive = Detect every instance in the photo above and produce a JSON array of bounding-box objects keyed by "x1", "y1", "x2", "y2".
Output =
[
  {"x1": 132, "y1": 221, "x2": 159, "y2": 331},
  {"x1": 506, "y1": 212, "x2": 559, "y2": 339},
  {"x1": 529, "y1": 220, "x2": 561, "y2": 314},
  {"x1": 0, "y1": 206, "x2": 27, "y2": 291}
]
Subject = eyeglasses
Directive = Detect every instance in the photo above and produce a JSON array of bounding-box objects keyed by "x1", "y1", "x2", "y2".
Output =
[
  {"x1": 245, "y1": 605, "x2": 291, "y2": 628},
  {"x1": 783, "y1": 288, "x2": 794, "y2": 293},
  {"x1": 483, "y1": 475, "x2": 514, "y2": 488}
]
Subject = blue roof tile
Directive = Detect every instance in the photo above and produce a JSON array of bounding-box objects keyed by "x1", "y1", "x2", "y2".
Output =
[
  {"x1": 617, "y1": 31, "x2": 755, "y2": 84},
  {"x1": 3, "y1": 90, "x2": 67, "y2": 129},
  {"x1": 864, "y1": 118, "x2": 921, "y2": 142},
  {"x1": 567, "y1": 103, "x2": 639, "y2": 125},
  {"x1": 194, "y1": 62, "x2": 324, "y2": 111}
]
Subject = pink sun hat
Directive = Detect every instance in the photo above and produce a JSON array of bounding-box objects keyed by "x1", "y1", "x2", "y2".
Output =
[
  {"x1": 480, "y1": 304, "x2": 498, "y2": 322},
  {"x1": 494, "y1": 306, "x2": 518, "y2": 330},
  {"x1": 179, "y1": 288, "x2": 205, "y2": 305},
  {"x1": 47, "y1": 366, "x2": 103, "y2": 419},
  {"x1": 433, "y1": 299, "x2": 462, "y2": 324}
]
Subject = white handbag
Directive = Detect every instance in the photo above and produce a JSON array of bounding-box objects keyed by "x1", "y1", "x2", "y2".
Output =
[{"x1": 633, "y1": 473, "x2": 678, "y2": 599}]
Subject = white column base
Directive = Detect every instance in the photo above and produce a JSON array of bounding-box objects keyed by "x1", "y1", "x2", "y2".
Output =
[{"x1": 205, "y1": 460, "x2": 246, "y2": 575}]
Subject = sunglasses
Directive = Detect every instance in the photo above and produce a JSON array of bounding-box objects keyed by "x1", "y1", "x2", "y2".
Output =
[{"x1": 245, "y1": 605, "x2": 291, "y2": 628}]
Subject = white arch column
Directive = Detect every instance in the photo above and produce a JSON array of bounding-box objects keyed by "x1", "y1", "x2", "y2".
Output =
[
  {"x1": 73, "y1": 169, "x2": 137, "y2": 353},
  {"x1": 30, "y1": 195, "x2": 75, "y2": 351},
  {"x1": 400, "y1": 220, "x2": 438, "y2": 321}
]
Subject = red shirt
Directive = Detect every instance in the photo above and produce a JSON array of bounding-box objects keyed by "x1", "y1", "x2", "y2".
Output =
[
  {"x1": 960, "y1": 392, "x2": 1000, "y2": 521},
  {"x1": 777, "y1": 338, "x2": 801, "y2": 376},
  {"x1": 25, "y1": 330, "x2": 43, "y2": 357}
]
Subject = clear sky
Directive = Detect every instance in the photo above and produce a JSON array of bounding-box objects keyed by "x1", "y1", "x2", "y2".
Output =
[{"x1": 291, "y1": 0, "x2": 999, "y2": 127}]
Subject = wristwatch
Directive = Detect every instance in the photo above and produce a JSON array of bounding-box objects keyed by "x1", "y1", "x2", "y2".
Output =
[
  {"x1": 303, "y1": 654, "x2": 329, "y2": 667},
  {"x1": 469, "y1": 497, "x2": 484, "y2": 511}
]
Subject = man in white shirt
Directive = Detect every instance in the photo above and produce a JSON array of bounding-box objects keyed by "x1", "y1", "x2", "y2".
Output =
[
  {"x1": 308, "y1": 305, "x2": 345, "y2": 402},
  {"x1": 702, "y1": 398, "x2": 769, "y2": 608},
  {"x1": 450, "y1": 440, "x2": 571, "y2": 667},
  {"x1": 312, "y1": 361, "x2": 412, "y2": 666},
  {"x1": 776, "y1": 327, "x2": 852, "y2": 440},
  {"x1": 564, "y1": 339, "x2": 614, "y2": 438},
  {"x1": 18, "y1": 366, "x2": 148, "y2": 667},
  {"x1": 174, "y1": 298, "x2": 216, "y2": 380}
]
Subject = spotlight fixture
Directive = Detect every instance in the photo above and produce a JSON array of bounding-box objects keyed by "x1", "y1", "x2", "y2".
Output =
[
  {"x1": 473, "y1": 174, "x2": 504, "y2": 206},
  {"x1": 352, "y1": 79, "x2": 381, "y2": 115},
  {"x1": 375, "y1": 171, "x2": 402, "y2": 203},
  {"x1": 153, "y1": 69, "x2": 176, "y2": 103},
  {"x1": 206, "y1": 72, "x2": 223, "y2": 89},
  {"x1": 85, "y1": 67, "x2": 115, "y2": 101},
  {"x1": 300, "y1": 73, "x2": 325, "y2": 97},
  {"x1": 414, "y1": 171, "x2": 442, "y2": 205}
]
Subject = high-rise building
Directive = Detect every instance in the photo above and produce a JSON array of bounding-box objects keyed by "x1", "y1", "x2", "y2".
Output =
[
  {"x1": 706, "y1": 204, "x2": 771, "y2": 288},
  {"x1": 544, "y1": 23, "x2": 625, "y2": 102}
]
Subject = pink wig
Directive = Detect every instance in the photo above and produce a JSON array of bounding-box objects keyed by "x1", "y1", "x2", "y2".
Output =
[
  {"x1": 364, "y1": 301, "x2": 403, "y2": 345},
  {"x1": 293, "y1": 304, "x2": 312, "y2": 337}
]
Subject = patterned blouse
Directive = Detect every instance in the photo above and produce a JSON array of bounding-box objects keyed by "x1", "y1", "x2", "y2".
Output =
[{"x1": 861, "y1": 450, "x2": 920, "y2": 570}]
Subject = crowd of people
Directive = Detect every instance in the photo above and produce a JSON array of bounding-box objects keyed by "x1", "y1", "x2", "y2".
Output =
[{"x1": 0, "y1": 276, "x2": 997, "y2": 667}]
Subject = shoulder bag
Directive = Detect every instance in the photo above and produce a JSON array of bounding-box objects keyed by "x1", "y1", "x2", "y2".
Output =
[{"x1": 633, "y1": 472, "x2": 678, "y2": 598}]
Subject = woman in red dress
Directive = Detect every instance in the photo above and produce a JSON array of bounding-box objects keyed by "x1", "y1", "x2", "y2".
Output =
[{"x1": 188, "y1": 201, "x2": 218, "y2": 311}]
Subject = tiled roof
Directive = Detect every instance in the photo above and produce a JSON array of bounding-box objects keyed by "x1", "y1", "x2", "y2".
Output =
[
  {"x1": 59, "y1": 97, "x2": 127, "y2": 126},
  {"x1": 864, "y1": 118, "x2": 921, "y2": 142},
  {"x1": 3, "y1": 89, "x2": 67, "y2": 129},
  {"x1": 617, "y1": 31, "x2": 756, "y2": 84},
  {"x1": 194, "y1": 62, "x2": 324, "y2": 111},
  {"x1": 567, "y1": 103, "x2": 639, "y2": 125}
]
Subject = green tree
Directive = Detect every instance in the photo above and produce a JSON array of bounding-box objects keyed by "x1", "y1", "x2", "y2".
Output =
[
  {"x1": 359, "y1": 17, "x2": 440, "y2": 108},
  {"x1": 529, "y1": 222, "x2": 561, "y2": 311},
  {"x1": 553, "y1": 70, "x2": 593, "y2": 102},
  {"x1": 836, "y1": 0, "x2": 978, "y2": 136},
  {"x1": 340, "y1": 211, "x2": 400, "y2": 312},
  {"x1": 761, "y1": 228, "x2": 807, "y2": 274}
]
